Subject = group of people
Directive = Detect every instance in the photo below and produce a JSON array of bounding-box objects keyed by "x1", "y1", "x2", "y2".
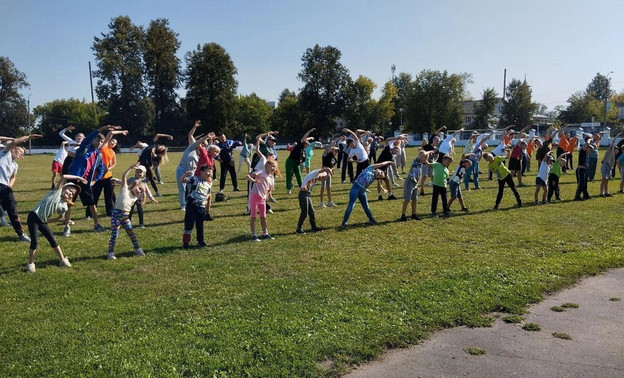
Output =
[{"x1": 1, "y1": 122, "x2": 621, "y2": 273}]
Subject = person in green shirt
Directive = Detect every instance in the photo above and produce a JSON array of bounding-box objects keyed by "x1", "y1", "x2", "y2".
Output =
[
  {"x1": 430, "y1": 155, "x2": 453, "y2": 217},
  {"x1": 547, "y1": 152, "x2": 569, "y2": 202},
  {"x1": 484, "y1": 150, "x2": 522, "y2": 210}
]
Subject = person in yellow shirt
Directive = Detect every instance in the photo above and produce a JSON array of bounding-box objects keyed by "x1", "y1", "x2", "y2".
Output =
[{"x1": 484, "y1": 149, "x2": 522, "y2": 210}]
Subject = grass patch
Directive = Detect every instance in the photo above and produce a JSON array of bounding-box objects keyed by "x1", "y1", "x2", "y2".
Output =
[
  {"x1": 561, "y1": 302, "x2": 580, "y2": 309},
  {"x1": 550, "y1": 306, "x2": 566, "y2": 312},
  {"x1": 609, "y1": 297, "x2": 621, "y2": 302},
  {"x1": 522, "y1": 323, "x2": 542, "y2": 331},
  {"x1": 502, "y1": 315, "x2": 524, "y2": 324},
  {"x1": 552, "y1": 332, "x2": 572, "y2": 340},
  {"x1": 0, "y1": 147, "x2": 623, "y2": 376},
  {"x1": 464, "y1": 346, "x2": 487, "y2": 355}
]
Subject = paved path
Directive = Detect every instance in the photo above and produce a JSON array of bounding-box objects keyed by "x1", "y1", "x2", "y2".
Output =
[{"x1": 347, "y1": 269, "x2": 624, "y2": 378}]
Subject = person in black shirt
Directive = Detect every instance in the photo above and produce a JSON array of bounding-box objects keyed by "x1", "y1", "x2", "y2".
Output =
[
  {"x1": 137, "y1": 134, "x2": 172, "y2": 197},
  {"x1": 375, "y1": 135, "x2": 408, "y2": 201},
  {"x1": 216, "y1": 134, "x2": 242, "y2": 193},
  {"x1": 285, "y1": 128, "x2": 315, "y2": 194},
  {"x1": 574, "y1": 138, "x2": 593, "y2": 201},
  {"x1": 319, "y1": 141, "x2": 339, "y2": 208}
]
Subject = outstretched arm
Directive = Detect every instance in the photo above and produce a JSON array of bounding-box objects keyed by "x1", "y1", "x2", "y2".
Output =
[
  {"x1": 371, "y1": 160, "x2": 395, "y2": 170},
  {"x1": 103, "y1": 129, "x2": 128, "y2": 145},
  {"x1": 56, "y1": 174, "x2": 87, "y2": 190},
  {"x1": 59, "y1": 126, "x2": 76, "y2": 143},
  {"x1": 153, "y1": 133, "x2": 174, "y2": 143},
  {"x1": 3, "y1": 134, "x2": 42, "y2": 153},
  {"x1": 433, "y1": 125, "x2": 446, "y2": 136},
  {"x1": 121, "y1": 163, "x2": 140, "y2": 187},
  {"x1": 188, "y1": 120, "x2": 201, "y2": 144},
  {"x1": 255, "y1": 135, "x2": 265, "y2": 160},
  {"x1": 300, "y1": 128, "x2": 316, "y2": 143}
]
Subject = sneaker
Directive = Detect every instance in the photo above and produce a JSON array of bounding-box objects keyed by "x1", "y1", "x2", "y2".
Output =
[
  {"x1": 341, "y1": 180, "x2": 346, "y2": 184},
  {"x1": 546, "y1": 200, "x2": 551, "y2": 204},
  {"x1": 517, "y1": 201, "x2": 523, "y2": 208},
  {"x1": 475, "y1": 186, "x2": 483, "y2": 190},
  {"x1": 17, "y1": 234, "x2": 31, "y2": 242},
  {"x1": 392, "y1": 183, "x2": 401, "y2": 188},
  {"x1": 599, "y1": 193, "x2": 606, "y2": 198},
  {"x1": 197, "y1": 242, "x2": 207, "y2": 248},
  {"x1": 365, "y1": 189, "x2": 370, "y2": 193},
  {"x1": 94, "y1": 224, "x2": 105, "y2": 232},
  {"x1": 431, "y1": 213, "x2": 439, "y2": 218},
  {"x1": 461, "y1": 207, "x2": 469, "y2": 212},
  {"x1": 134, "y1": 248, "x2": 145, "y2": 256},
  {"x1": 534, "y1": 200, "x2": 539, "y2": 205},
  {"x1": 204, "y1": 213, "x2": 214, "y2": 221},
  {"x1": 493, "y1": 205, "x2": 499, "y2": 210},
  {"x1": 311, "y1": 227, "x2": 322, "y2": 232},
  {"x1": 574, "y1": 197, "x2": 584, "y2": 201},
  {"x1": 368, "y1": 218, "x2": 378, "y2": 225},
  {"x1": 296, "y1": 228, "x2": 305, "y2": 234},
  {"x1": 319, "y1": 202, "x2": 327, "y2": 208},
  {"x1": 59, "y1": 258, "x2": 72, "y2": 267},
  {"x1": 287, "y1": 189, "x2": 292, "y2": 194},
  {"x1": 340, "y1": 222, "x2": 348, "y2": 230},
  {"x1": 107, "y1": 252, "x2": 117, "y2": 260},
  {"x1": 443, "y1": 211, "x2": 452, "y2": 218},
  {"x1": 86, "y1": 216, "x2": 92, "y2": 220},
  {"x1": 182, "y1": 244, "x2": 190, "y2": 249},
  {"x1": 400, "y1": 214, "x2": 407, "y2": 222},
  {"x1": 155, "y1": 192, "x2": 162, "y2": 197},
  {"x1": 233, "y1": 187, "x2": 241, "y2": 192},
  {"x1": 555, "y1": 197, "x2": 563, "y2": 201},
  {"x1": 63, "y1": 226, "x2": 71, "y2": 237},
  {"x1": 411, "y1": 214, "x2": 421, "y2": 221},
  {"x1": 378, "y1": 195, "x2": 384, "y2": 201},
  {"x1": 388, "y1": 194, "x2": 398, "y2": 200},
  {"x1": 252, "y1": 234, "x2": 260, "y2": 242},
  {"x1": 427, "y1": 182, "x2": 433, "y2": 187},
  {"x1": 26, "y1": 263, "x2": 36, "y2": 273},
  {"x1": 419, "y1": 191, "x2": 426, "y2": 196},
  {"x1": 261, "y1": 233, "x2": 275, "y2": 240},
  {"x1": 327, "y1": 201, "x2": 337, "y2": 207},
  {"x1": 268, "y1": 196, "x2": 277, "y2": 203},
  {"x1": 0, "y1": 218, "x2": 9, "y2": 227},
  {"x1": 605, "y1": 193, "x2": 613, "y2": 197},
  {"x1": 138, "y1": 224, "x2": 146, "y2": 229},
  {"x1": 540, "y1": 201, "x2": 546, "y2": 205},
  {"x1": 267, "y1": 209, "x2": 274, "y2": 214},
  {"x1": 158, "y1": 181, "x2": 164, "y2": 184},
  {"x1": 181, "y1": 207, "x2": 186, "y2": 211}
]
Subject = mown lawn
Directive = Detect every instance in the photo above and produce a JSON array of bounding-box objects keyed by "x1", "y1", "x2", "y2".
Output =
[{"x1": 1, "y1": 147, "x2": 623, "y2": 376}]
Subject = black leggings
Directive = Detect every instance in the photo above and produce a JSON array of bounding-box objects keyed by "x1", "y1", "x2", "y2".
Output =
[
  {"x1": 297, "y1": 190, "x2": 317, "y2": 229},
  {"x1": 220, "y1": 161, "x2": 238, "y2": 191},
  {"x1": 183, "y1": 201, "x2": 205, "y2": 244},
  {"x1": 547, "y1": 174, "x2": 560, "y2": 201},
  {"x1": 27, "y1": 211, "x2": 58, "y2": 250},
  {"x1": 129, "y1": 202, "x2": 144, "y2": 225},
  {"x1": 0, "y1": 184, "x2": 24, "y2": 236},
  {"x1": 89, "y1": 177, "x2": 115, "y2": 217},
  {"x1": 575, "y1": 168, "x2": 590, "y2": 199},
  {"x1": 341, "y1": 154, "x2": 354, "y2": 183},
  {"x1": 431, "y1": 185, "x2": 449, "y2": 214},
  {"x1": 496, "y1": 175, "x2": 521, "y2": 206},
  {"x1": 356, "y1": 160, "x2": 370, "y2": 178}
]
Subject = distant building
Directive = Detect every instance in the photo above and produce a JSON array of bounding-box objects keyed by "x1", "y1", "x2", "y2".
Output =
[
  {"x1": 462, "y1": 98, "x2": 504, "y2": 128},
  {"x1": 266, "y1": 101, "x2": 276, "y2": 109}
]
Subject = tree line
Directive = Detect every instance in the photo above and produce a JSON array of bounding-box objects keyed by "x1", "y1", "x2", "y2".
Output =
[{"x1": 1, "y1": 15, "x2": 622, "y2": 145}]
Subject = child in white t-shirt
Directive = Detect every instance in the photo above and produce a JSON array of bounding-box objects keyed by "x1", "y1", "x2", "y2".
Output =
[{"x1": 534, "y1": 154, "x2": 553, "y2": 204}]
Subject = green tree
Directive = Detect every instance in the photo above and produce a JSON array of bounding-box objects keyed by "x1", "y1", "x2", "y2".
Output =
[
  {"x1": 0, "y1": 57, "x2": 30, "y2": 136},
  {"x1": 298, "y1": 44, "x2": 350, "y2": 136},
  {"x1": 92, "y1": 16, "x2": 153, "y2": 134},
  {"x1": 377, "y1": 81, "x2": 397, "y2": 135},
  {"x1": 499, "y1": 79, "x2": 537, "y2": 127},
  {"x1": 470, "y1": 88, "x2": 498, "y2": 129},
  {"x1": 184, "y1": 43, "x2": 238, "y2": 134},
  {"x1": 391, "y1": 72, "x2": 412, "y2": 131},
  {"x1": 34, "y1": 99, "x2": 103, "y2": 144},
  {"x1": 269, "y1": 89, "x2": 308, "y2": 137},
  {"x1": 342, "y1": 75, "x2": 377, "y2": 130},
  {"x1": 558, "y1": 91, "x2": 595, "y2": 123},
  {"x1": 144, "y1": 18, "x2": 182, "y2": 133},
  {"x1": 404, "y1": 70, "x2": 465, "y2": 133},
  {"x1": 586, "y1": 72, "x2": 612, "y2": 102},
  {"x1": 232, "y1": 93, "x2": 272, "y2": 137}
]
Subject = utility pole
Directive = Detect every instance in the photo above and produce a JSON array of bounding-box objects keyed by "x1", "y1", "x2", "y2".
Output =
[
  {"x1": 27, "y1": 94, "x2": 32, "y2": 155},
  {"x1": 604, "y1": 71, "x2": 614, "y2": 127}
]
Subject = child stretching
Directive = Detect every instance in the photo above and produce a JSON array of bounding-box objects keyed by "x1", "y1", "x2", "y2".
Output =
[
  {"x1": 599, "y1": 133, "x2": 623, "y2": 197},
  {"x1": 430, "y1": 155, "x2": 454, "y2": 218},
  {"x1": 534, "y1": 154, "x2": 553, "y2": 204},
  {"x1": 341, "y1": 160, "x2": 395, "y2": 229},
  {"x1": 400, "y1": 150, "x2": 434, "y2": 221},
  {"x1": 107, "y1": 163, "x2": 147, "y2": 260},
  {"x1": 484, "y1": 149, "x2": 522, "y2": 209},
  {"x1": 547, "y1": 152, "x2": 569, "y2": 202},
  {"x1": 26, "y1": 175, "x2": 84, "y2": 273},
  {"x1": 247, "y1": 158, "x2": 277, "y2": 241},
  {"x1": 181, "y1": 165, "x2": 213, "y2": 248},
  {"x1": 128, "y1": 165, "x2": 158, "y2": 228},
  {"x1": 447, "y1": 154, "x2": 473, "y2": 212},
  {"x1": 297, "y1": 168, "x2": 332, "y2": 234}
]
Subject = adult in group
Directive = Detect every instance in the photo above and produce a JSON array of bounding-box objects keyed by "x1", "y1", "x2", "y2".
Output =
[
  {"x1": 340, "y1": 160, "x2": 395, "y2": 229},
  {"x1": 375, "y1": 135, "x2": 409, "y2": 201},
  {"x1": 574, "y1": 137, "x2": 594, "y2": 201},
  {"x1": 90, "y1": 137, "x2": 118, "y2": 218},
  {"x1": 216, "y1": 133, "x2": 243, "y2": 193},
  {"x1": 238, "y1": 133, "x2": 253, "y2": 175},
  {"x1": 437, "y1": 127, "x2": 463, "y2": 161},
  {"x1": 59, "y1": 125, "x2": 85, "y2": 175},
  {"x1": 0, "y1": 134, "x2": 42, "y2": 242},
  {"x1": 342, "y1": 128, "x2": 372, "y2": 178},
  {"x1": 319, "y1": 139, "x2": 340, "y2": 208},
  {"x1": 176, "y1": 121, "x2": 212, "y2": 211},
  {"x1": 136, "y1": 133, "x2": 173, "y2": 197},
  {"x1": 587, "y1": 133, "x2": 601, "y2": 182},
  {"x1": 285, "y1": 128, "x2": 316, "y2": 194}
]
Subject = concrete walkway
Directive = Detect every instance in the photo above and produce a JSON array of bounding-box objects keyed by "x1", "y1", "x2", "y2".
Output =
[{"x1": 347, "y1": 269, "x2": 624, "y2": 378}]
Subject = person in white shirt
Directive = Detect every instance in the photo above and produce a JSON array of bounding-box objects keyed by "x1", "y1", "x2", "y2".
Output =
[{"x1": 342, "y1": 128, "x2": 371, "y2": 177}]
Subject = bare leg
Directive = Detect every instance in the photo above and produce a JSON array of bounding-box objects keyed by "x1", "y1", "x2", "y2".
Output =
[
  {"x1": 28, "y1": 249, "x2": 37, "y2": 264},
  {"x1": 89, "y1": 205, "x2": 99, "y2": 226},
  {"x1": 401, "y1": 200, "x2": 409, "y2": 215},
  {"x1": 250, "y1": 217, "x2": 256, "y2": 235},
  {"x1": 326, "y1": 187, "x2": 332, "y2": 203},
  {"x1": 260, "y1": 217, "x2": 267, "y2": 235},
  {"x1": 411, "y1": 200, "x2": 417, "y2": 215}
]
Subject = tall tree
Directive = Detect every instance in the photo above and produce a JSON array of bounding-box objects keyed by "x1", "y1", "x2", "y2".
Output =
[
  {"x1": 470, "y1": 88, "x2": 498, "y2": 129},
  {"x1": 558, "y1": 90, "x2": 617, "y2": 124},
  {"x1": 34, "y1": 99, "x2": 102, "y2": 144},
  {"x1": 404, "y1": 70, "x2": 465, "y2": 133},
  {"x1": 377, "y1": 81, "x2": 397, "y2": 135},
  {"x1": 184, "y1": 43, "x2": 238, "y2": 134},
  {"x1": 144, "y1": 18, "x2": 182, "y2": 133},
  {"x1": 586, "y1": 72, "x2": 612, "y2": 102},
  {"x1": 92, "y1": 16, "x2": 153, "y2": 134},
  {"x1": 298, "y1": 44, "x2": 350, "y2": 136},
  {"x1": 269, "y1": 89, "x2": 308, "y2": 137},
  {"x1": 391, "y1": 72, "x2": 412, "y2": 131},
  {"x1": 499, "y1": 79, "x2": 537, "y2": 127},
  {"x1": 0, "y1": 57, "x2": 30, "y2": 136},
  {"x1": 342, "y1": 75, "x2": 377, "y2": 130},
  {"x1": 233, "y1": 93, "x2": 272, "y2": 137}
]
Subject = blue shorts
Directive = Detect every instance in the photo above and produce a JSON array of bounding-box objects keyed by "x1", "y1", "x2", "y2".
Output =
[
  {"x1": 535, "y1": 177, "x2": 547, "y2": 187},
  {"x1": 601, "y1": 162, "x2": 612, "y2": 179},
  {"x1": 449, "y1": 181, "x2": 462, "y2": 199}
]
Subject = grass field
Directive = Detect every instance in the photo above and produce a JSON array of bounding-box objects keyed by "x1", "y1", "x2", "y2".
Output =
[{"x1": 1, "y1": 147, "x2": 623, "y2": 376}]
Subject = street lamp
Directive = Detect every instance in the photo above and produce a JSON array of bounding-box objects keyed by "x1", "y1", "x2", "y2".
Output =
[
  {"x1": 604, "y1": 71, "x2": 614, "y2": 127},
  {"x1": 399, "y1": 108, "x2": 404, "y2": 130},
  {"x1": 27, "y1": 94, "x2": 32, "y2": 155}
]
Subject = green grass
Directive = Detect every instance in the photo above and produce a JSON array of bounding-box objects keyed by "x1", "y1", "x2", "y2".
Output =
[
  {"x1": 464, "y1": 346, "x2": 487, "y2": 355},
  {"x1": 502, "y1": 315, "x2": 524, "y2": 324},
  {"x1": 550, "y1": 306, "x2": 566, "y2": 312},
  {"x1": 609, "y1": 297, "x2": 621, "y2": 301},
  {"x1": 522, "y1": 323, "x2": 542, "y2": 332},
  {"x1": 1, "y1": 146, "x2": 623, "y2": 376},
  {"x1": 561, "y1": 302, "x2": 580, "y2": 309},
  {"x1": 552, "y1": 332, "x2": 572, "y2": 340}
]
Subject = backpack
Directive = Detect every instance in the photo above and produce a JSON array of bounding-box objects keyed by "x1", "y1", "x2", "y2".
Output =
[{"x1": 215, "y1": 192, "x2": 228, "y2": 202}]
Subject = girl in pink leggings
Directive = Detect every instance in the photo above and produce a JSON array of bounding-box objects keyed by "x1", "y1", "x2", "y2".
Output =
[{"x1": 247, "y1": 159, "x2": 276, "y2": 242}]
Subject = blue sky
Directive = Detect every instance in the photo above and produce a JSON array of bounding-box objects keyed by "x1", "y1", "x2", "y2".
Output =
[{"x1": 2, "y1": 0, "x2": 623, "y2": 112}]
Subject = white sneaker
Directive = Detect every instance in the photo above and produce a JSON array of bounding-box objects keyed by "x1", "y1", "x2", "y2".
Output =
[
  {"x1": 155, "y1": 192, "x2": 162, "y2": 197},
  {"x1": 17, "y1": 234, "x2": 31, "y2": 242},
  {"x1": 319, "y1": 202, "x2": 327, "y2": 208},
  {"x1": 327, "y1": 201, "x2": 337, "y2": 208},
  {"x1": 107, "y1": 252, "x2": 116, "y2": 260},
  {"x1": 267, "y1": 209, "x2": 274, "y2": 214},
  {"x1": 63, "y1": 226, "x2": 71, "y2": 237},
  {"x1": 427, "y1": 182, "x2": 433, "y2": 187},
  {"x1": 26, "y1": 263, "x2": 36, "y2": 273},
  {"x1": 392, "y1": 183, "x2": 401, "y2": 188},
  {"x1": 59, "y1": 258, "x2": 72, "y2": 267},
  {"x1": 287, "y1": 189, "x2": 291, "y2": 194},
  {"x1": 0, "y1": 218, "x2": 9, "y2": 227},
  {"x1": 181, "y1": 207, "x2": 186, "y2": 211},
  {"x1": 134, "y1": 248, "x2": 145, "y2": 257}
]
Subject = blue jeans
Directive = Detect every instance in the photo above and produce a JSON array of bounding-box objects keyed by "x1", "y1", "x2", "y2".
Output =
[
  {"x1": 342, "y1": 184, "x2": 373, "y2": 224},
  {"x1": 464, "y1": 157, "x2": 480, "y2": 189},
  {"x1": 176, "y1": 165, "x2": 187, "y2": 209}
]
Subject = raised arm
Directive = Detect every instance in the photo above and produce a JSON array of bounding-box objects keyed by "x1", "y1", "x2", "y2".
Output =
[
  {"x1": 121, "y1": 163, "x2": 140, "y2": 186},
  {"x1": 371, "y1": 160, "x2": 395, "y2": 170},
  {"x1": 341, "y1": 128, "x2": 359, "y2": 141},
  {"x1": 556, "y1": 151, "x2": 570, "y2": 160},
  {"x1": 59, "y1": 126, "x2": 76, "y2": 143},
  {"x1": 3, "y1": 134, "x2": 42, "y2": 153},
  {"x1": 300, "y1": 128, "x2": 316, "y2": 143},
  {"x1": 433, "y1": 125, "x2": 446, "y2": 136},
  {"x1": 153, "y1": 133, "x2": 174, "y2": 143},
  {"x1": 255, "y1": 135, "x2": 265, "y2": 160},
  {"x1": 103, "y1": 129, "x2": 128, "y2": 145},
  {"x1": 188, "y1": 120, "x2": 201, "y2": 144}
]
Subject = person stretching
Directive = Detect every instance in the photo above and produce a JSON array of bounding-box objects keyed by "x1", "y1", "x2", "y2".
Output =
[
  {"x1": 430, "y1": 155, "x2": 454, "y2": 218},
  {"x1": 484, "y1": 149, "x2": 522, "y2": 210},
  {"x1": 400, "y1": 150, "x2": 435, "y2": 221},
  {"x1": 285, "y1": 128, "x2": 316, "y2": 194},
  {"x1": 599, "y1": 133, "x2": 622, "y2": 197},
  {"x1": 181, "y1": 165, "x2": 213, "y2": 249},
  {"x1": 296, "y1": 168, "x2": 332, "y2": 234}
]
